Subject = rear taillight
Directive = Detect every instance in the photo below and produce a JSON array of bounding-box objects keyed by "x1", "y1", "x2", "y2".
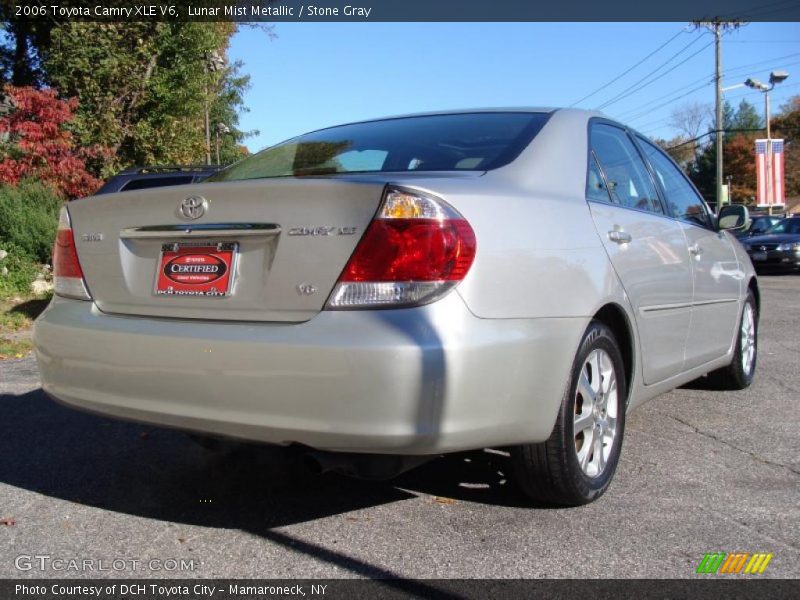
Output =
[
  {"x1": 53, "y1": 207, "x2": 91, "y2": 300},
  {"x1": 327, "y1": 187, "x2": 476, "y2": 309}
]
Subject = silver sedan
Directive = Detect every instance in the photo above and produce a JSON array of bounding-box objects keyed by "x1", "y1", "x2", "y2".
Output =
[{"x1": 34, "y1": 109, "x2": 758, "y2": 505}]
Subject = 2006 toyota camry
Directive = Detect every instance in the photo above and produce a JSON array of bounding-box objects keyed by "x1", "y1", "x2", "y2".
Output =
[{"x1": 34, "y1": 109, "x2": 758, "y2": 506}]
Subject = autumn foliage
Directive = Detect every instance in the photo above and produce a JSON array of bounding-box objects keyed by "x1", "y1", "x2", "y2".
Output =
[{"x1": 0, "y1": 86, "x2": 108, "y2": 199}]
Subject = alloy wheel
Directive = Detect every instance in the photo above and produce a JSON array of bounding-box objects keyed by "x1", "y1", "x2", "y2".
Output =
[{"x1": 573, "y1": 348, "x2": 619, "y2": 478}]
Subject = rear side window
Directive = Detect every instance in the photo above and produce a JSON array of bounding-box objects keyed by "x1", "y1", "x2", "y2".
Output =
[
  {"x1": 637, "y1": 137, "x2": 712, "y2": 229},
  {"x1": 209, "y1": 112, "x2": 550, "y2": 181},
  {"x1": 587, "y1": 153, "x2": 612, "y2": 203},
  {"x1": 590, "y1": 123, "x2": 662, "y2": 214},
  {"x1": 121, "y1": 176, "x2": 194, "y2": 191}
]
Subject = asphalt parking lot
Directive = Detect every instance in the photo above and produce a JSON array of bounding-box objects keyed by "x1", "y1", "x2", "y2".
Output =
[{"x1": 0, "y1": 275, "x2": 798, "y2": 580}]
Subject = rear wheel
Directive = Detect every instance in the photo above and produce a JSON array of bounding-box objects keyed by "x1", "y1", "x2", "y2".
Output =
[
  {"x1": 512, "y1": 321, "x2": 627, "y2": 506},
  {"x1": 706, "y1": 289, "x2": 757, "y2": 390}
]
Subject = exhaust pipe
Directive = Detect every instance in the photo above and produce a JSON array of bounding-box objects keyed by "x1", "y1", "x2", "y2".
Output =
[
  {"x1": 302, "y1": 450, "x2": 432, "y2": 480},
  {"x1": 303, "y1": 451, "x2": 354, "y2": 476}
]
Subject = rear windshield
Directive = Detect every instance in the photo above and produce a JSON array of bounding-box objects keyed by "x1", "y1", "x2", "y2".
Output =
[
  {"x1": 121, "y1": 175, "x2": 195, "y2": 191},
  {"x1": 209, "y1": 112, "x2": 549, "y2": 181}
]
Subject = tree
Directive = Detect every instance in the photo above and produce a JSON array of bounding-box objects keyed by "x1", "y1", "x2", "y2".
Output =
[
  {"x1": 43, "y1": 22, "x2": 253, "y2": 173},
  {"x1": 667, "y1": 102, "x2": 712, "y2": 168},
  {"x1": 689, "y1": 99, "x2": 765, "y2": 203},
  {"x1": 654, "y1": 136, "x2": 696, "y2": 170},
  {"x1": 0, "y1": 85, "x2": 106, "y2": 198},
  {"x1": 0, "y1": 6, "x2": 53, "y2": 86},
  {"x1": 729, "y1": 99, "x2": 762, "y2": 133}
]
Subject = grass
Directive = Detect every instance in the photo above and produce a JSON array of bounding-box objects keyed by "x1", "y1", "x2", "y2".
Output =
[
  {"x1": 0, "y1": 294, "x2": 50, "y2": 360},
  {"x1": 0, "y1": 337, "x2": 33, "y2": 360},
  {"x1": 0, "y1": 296, "x2": 50, "y2": 333}
]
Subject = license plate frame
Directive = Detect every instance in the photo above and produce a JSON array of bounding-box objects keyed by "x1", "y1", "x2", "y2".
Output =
[{"x1": 155, "y1": 241, "x2": 238, "y2": 298}]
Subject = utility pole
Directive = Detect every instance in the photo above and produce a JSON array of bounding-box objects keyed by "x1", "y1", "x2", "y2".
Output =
[
  {"x1": 714, "y1": 25, "x2": 723, "y2": 216},
  {"x1": 202, "y1": 51, "x2": 226, "y2": 166},
  {"x1": 695, "y1": 19, "x2": 742, "y2": 215}
]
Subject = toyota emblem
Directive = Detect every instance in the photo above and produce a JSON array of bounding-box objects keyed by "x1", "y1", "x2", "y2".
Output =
[{"x1": 179, "y1": 196, "x2": 208, "y2": 220}]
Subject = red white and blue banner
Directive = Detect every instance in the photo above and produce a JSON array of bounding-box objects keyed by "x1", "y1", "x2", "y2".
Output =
[{"x1": 755, "y1": 139, "x2": 785, "y2": 207}]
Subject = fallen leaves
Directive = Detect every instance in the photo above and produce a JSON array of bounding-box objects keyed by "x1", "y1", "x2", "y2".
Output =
[{"x1": 434, "y1": 496, "x2": 456, "y2": 505}]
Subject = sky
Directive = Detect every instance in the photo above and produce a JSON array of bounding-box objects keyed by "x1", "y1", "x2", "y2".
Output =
[{"x1": 228, "y1": 22, "x2": 800, "y2": 153}]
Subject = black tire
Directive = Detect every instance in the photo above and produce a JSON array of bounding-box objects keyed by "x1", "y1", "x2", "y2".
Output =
[
  {"x1": 512, "y1": 321, "x2": 627, "y2": 506},
  {"x1": 706, "y1": 289, "x2": 758, "y2": 390}
]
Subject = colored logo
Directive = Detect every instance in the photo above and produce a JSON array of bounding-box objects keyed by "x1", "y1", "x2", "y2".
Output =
[{"x1": 696, "y1": 552, "x2": 773, "y2": 574}]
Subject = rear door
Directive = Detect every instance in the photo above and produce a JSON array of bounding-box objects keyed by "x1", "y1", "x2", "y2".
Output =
[
  {"x1": 636, "y1": 137, "x2": 742, "y2": 366},
  {"x1": 587, "y1": 122, "x2": 694, "y2": 385}
]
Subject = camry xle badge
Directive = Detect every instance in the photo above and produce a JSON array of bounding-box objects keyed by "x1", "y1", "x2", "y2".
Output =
[
  {"x1": 288, "y1": 226, "x2": 357, "y2": 236},
  {"x1": 179, "y1": 196, "x2": 208, "y2": 220}
]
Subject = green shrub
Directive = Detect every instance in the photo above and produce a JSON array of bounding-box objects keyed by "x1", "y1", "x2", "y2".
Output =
[
  {"x1": 0, "y1": 241, "x2": 39, "y2": 298},
  {"x1": 0, "y1": 180, "x2": 62, "y2": 264}
]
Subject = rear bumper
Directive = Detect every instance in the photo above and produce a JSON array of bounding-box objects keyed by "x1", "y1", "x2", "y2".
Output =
[{"x1": 33, "y1": 293, "x2": 585, "y2": 454}]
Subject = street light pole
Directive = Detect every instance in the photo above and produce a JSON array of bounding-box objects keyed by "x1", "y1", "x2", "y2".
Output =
[{"x1": 745, "y1": 70, "x2": 789, "y2": 215}]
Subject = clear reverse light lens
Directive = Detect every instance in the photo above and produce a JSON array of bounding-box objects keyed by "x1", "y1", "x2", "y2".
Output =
[{"x1": 328, "y1": 281, "x2": 456, "y2": 308}]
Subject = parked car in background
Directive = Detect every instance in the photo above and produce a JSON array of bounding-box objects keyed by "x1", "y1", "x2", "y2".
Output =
[
  {"x1": 94, "y1": 165, "x2": 224, "y2": 195},
  {"x1": 734, "y1": 214, "x2": 783, "y2": 240},
  {"x1": 740, "y1": 216, "x2": 800, "y2": 271},
  {"x1": 35, "y1": 109, "x2": 758, "y2": 506}
]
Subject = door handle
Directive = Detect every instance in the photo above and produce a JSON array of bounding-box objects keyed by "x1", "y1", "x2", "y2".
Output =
[
  {"x1": 689, "y1": 243, "x2": 703, "y2": 256},
  {"x1": 608, "y1": 230, "x2": 632, "y2": 244}
]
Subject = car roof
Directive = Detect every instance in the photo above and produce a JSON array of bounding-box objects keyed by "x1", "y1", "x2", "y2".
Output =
[{"x1": 267, "y1": 107, "x2": 607, "y2": 147}]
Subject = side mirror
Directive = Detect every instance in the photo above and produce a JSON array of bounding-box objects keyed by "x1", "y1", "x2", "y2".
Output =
[{"x1": 718, "y1": 204, "x2": 749, "y2": 232}]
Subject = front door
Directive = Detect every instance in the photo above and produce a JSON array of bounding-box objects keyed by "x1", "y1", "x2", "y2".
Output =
[{"x1": 637, "y1": 137, "x2": 742, "y2": 366}]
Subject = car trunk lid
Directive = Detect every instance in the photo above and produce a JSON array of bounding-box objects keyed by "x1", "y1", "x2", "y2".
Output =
[{"x1": 67, "y1": 178, "x2": 386, "y2": 322}]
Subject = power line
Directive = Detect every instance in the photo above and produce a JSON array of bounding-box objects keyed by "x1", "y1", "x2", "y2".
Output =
[
  {"x1": 596, "y1": 37, "x2": 714, "y2": 111},
  {"x1": 721, "y1": 0, "x2": 799, "y2": 20},
  {"x1": 636, "y1": 82, "x2": 800, "y2": 137},
  {"x1": 624, "y1": 82, "x2": 714, "y2": 123},
  {"x1": 568, "y1": 28, "x2": 687, "y2": 107},
  {"x1": 727, "y1": 40, "x2": 800, "y2": 44},
  {"x1": 739, "y1": 2, "x2": 800, "y2": 20},
  {"x1": 617, "y1": 53, "x2": 800, "y2": 121},
  {"x1": 613, "y1": 75, "x2": 714, "y2": 119},
  {"x1": 725, "y1": 52, "x2": 800, "y2": 77},
  {"x1": 665, "y1": 128, "x2": 767, "y2": 150}
]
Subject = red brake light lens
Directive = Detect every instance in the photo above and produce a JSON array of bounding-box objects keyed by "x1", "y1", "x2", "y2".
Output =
[
  {"x1": 53, "y1": 208, "x2": 91, "y2": 300},
  {"x1": 53, "y1": 228, "x2": 84, "y2": 279},
  {"x1": 328, "y1": 188, "x2": 476, "y2": 309},
  {"x1": 340, "y1": 218, "x2": 476, "y2": 283}
]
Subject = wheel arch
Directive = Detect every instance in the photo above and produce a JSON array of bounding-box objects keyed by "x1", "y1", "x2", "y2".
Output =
[
  {"x1": 593, "y1": 303, "x2": 635, "y2": 396},
  {"x1": 748, "y1": 277, "x2": 760, "y2": 316}
]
